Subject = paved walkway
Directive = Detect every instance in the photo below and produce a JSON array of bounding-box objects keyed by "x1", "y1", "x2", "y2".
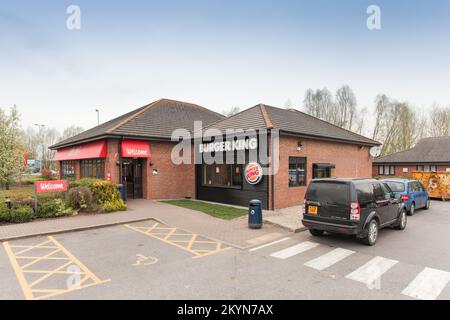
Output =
[
  {"x1": 0, "y1": 200, "x2": 290, "y2": 248},
  {"x1": 263, "y1": 205, "x2": 307, "y2": 233}
]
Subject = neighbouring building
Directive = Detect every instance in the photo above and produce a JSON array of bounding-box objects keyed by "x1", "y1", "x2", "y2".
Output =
[
  {"x1": 50, "y1": 99, "x2": 380, "y2": 210},
  {"x1": 373, "y1": 136, "x2": 450, "y2": 177}
]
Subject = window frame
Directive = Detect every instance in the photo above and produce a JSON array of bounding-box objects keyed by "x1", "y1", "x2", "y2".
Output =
[
  {"x1": 80, "y1": 159, "x2": 105, "y2": 179},
  {"x1": 289, "y1": 157, "x2": 307, "y2": 188},
  {"x1": 61, "y1": 160, "x2": 76, "y2": 180},
  {"x1": 201, "y1": 163, "x2": 243, "y2": 189}
]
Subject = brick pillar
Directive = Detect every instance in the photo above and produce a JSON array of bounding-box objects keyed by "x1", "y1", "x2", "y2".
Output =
[
  {"x1": 75, "y1": 161, "x2": 81, "y2": 180},
  {"x1": 105, "y1": 139, "x2": 120, "y2": 184}
]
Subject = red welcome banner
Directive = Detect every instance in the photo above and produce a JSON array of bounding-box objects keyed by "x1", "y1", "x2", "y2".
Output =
[
  {"x1": 35, "y1": 180, "x2": 68, "y2": 193},
  {"x1": 121, "y1": 140, "x2": 151, "y2": 158}
]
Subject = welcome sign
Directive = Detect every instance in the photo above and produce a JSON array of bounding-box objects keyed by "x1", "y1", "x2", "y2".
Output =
[{"x1": 35, "y1": 180, "x2": 68, "y2": 193}]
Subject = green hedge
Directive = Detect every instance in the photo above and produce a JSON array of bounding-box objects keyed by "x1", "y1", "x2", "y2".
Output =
[{"x1": 0, "y1": 198, "x2": 74, "y2": 224}]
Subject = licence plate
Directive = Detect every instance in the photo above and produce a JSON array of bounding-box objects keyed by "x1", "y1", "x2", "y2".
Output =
[{"x1": 308, "y1": 205, "x2": 318, "y2": 215}]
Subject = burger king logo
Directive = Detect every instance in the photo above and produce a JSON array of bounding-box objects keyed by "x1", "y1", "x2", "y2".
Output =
[{"x1": 245, "y1": 162, "x2": 263, "y2": 185}]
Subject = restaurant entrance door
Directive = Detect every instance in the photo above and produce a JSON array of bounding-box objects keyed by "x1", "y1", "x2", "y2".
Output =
[{"x1": 121, "y1": 159, "x2": 144, "y2": 199}]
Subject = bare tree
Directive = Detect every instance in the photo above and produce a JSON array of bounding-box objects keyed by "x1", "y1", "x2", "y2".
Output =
[
  {"x1": 61, "y1": 125, "x2": 84, "y2": 140},
  {"x1": 222, "y1": 106, "x2": 241, "y2": 117},
  {"x1": 335, "y1": 85, "x2": 357, "y2": 130},
  {"x1": 427, "y1": 104, "x2": 450, "y2": 137}
]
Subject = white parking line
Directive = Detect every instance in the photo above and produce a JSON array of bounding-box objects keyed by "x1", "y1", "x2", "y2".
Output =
[
  {"x1": 270, "y1": 241, "x2": 319, "y2": 260},
  {"x1": 304, "y1": 248, "x2": 355, "y2": 271},
  {"x1": 345, "y1": 256, "x2": 398, "y2": 285},
  {"x1": 249, "y1": 237, "x2": 291, "y2": 252},
  {"x1": 402, "y1": 267, "x2": 450, "y2": 300}
]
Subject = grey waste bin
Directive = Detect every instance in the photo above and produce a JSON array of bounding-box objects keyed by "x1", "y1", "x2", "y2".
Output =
[
  {"x1": 248, "y1": 199, "x2": 263, "y2": 229},
  {"x1": 117, "y1": 184, "x2": 127, "y2": 203}
]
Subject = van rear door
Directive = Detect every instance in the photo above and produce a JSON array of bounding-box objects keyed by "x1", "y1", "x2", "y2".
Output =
[{"x1": 305, "y1": 181, "x2": 351, "y2": 221}]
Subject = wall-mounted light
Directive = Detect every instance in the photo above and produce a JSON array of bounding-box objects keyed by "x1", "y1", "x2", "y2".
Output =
[
  {"x1": 149, "y1": 160, "x2": 154, "y2": 166},
  {"x1": 297, "y1": 141, "x2": 304, "y2": 151}
]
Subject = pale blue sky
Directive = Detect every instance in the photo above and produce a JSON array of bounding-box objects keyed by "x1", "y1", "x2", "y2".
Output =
[{"x1": 1, "y1": 0, "x2": 449, "y2": 131}]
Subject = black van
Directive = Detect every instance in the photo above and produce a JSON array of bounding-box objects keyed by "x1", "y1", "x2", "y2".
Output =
[{"x1": 302, "y1": 178, "x2": 407, "y2": 246}]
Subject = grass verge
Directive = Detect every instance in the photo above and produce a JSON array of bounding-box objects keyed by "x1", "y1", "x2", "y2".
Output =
[{"x1": 160, "y1": 200, "x2": 248, "y2": 220}]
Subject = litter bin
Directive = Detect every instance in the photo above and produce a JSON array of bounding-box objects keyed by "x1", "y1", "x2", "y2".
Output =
[
  {"x1": 248, "y1": 199, "x2": 263, "y2": 229},
  {"x1": 117, "y1": 184, "x2": 127, "y2": 203}
]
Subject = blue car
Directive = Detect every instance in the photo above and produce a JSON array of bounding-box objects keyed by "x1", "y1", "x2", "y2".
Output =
[{"x1": 382, "y1": 179, "x2": 430, "y2": 215}]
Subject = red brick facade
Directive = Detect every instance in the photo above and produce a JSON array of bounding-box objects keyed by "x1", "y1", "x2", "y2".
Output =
[
  {"x1": 142, "y1": 141, "x2": 195, "y2": 200},
  {"x1": 272, "y1": 136, "x2": 373, "y2": 209},
  {"x1": 56, "y1": 136, "x2": 373, "y2": 209}
]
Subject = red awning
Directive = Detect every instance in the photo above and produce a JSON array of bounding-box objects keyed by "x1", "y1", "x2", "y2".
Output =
[
  {"x1": 121, "y1": 140, "x2": 151, "y2": 158},
  {"x1": 55, "y1": 140, "x2": 107, "y2": 161}
]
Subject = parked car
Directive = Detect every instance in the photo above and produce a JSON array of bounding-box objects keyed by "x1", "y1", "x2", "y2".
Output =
[
  {"x1": 382, "y1": 179, "x2": 430, "y2": 215},
  {"x1": 302, "y1": 178, "x2": 407, "y2": 246}
]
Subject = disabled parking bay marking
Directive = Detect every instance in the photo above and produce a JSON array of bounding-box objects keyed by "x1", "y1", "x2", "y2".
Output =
[
  {"x1": 124, "y1": 221, "x2": 232, "y2": 259},
  {"x1": 2, "y1": 236, "x2": 110, "y2": 300}
]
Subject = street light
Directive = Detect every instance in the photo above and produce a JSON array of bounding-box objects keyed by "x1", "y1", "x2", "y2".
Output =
[{"x1": 95, "y1": 109, "x2": 100, "y2": 125}]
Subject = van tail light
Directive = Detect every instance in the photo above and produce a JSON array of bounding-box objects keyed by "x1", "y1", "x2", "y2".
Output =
[
  {"x1": 350, "y1": 202, "x2": 360, "y2": 221},
  {"x1": 402, "y1": 194, "x2": 409, "y2": 203}
]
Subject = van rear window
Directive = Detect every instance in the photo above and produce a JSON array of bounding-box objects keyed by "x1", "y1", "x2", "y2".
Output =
[
  {"x1": 306, "y1": 182, "x2": 349, "y2": 205},
  {"x1": 385, "y1": 182, "x2": 405, "y2": 192}
]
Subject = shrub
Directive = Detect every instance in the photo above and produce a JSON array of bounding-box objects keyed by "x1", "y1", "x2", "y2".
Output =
[
  {"x1": 36, "y1": 199, "x2": 74, "y2": 218},
  {"x1": 9, "y1": 206, "x2": 35, "y2": 223},
  {"x1": 68, "y1": 187, "x2": 93, "y2": 210},
  {"x1": 0, "y1": 205, "x2": 35, "y2": 224},
  {"x1": 68, "y1": 178, "x2": 127, "y2": 213},
  {"x1": 40, "y1": 168, "x2": 53, "y2": 180}
]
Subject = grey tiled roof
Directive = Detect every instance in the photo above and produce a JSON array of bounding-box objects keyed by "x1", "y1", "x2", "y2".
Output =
[
  {"x1": 51, "y1": 99, "x2": 225, "y2": 149},
  {"x1": 373, "y1": 136, "x2": 450, "y2": 164},
  {"x1": 205, "y1": 104, "x2": 380, "y2": 146}
]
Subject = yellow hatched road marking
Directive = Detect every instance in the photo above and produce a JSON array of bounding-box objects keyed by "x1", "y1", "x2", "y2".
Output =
[
  {"x1": 124, "y1": 222, "x2": 231, "y2": 259},
  {"x1": 3, "y1": 236, "x2": 110, "y2": 300}
]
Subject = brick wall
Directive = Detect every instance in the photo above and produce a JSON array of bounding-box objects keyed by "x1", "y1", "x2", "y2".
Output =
[
  {"x1": 273, "y1": 135, "x2": 373, "y2": 209},
  {"x1": 143, "y1": 141, "x2": 195, "y2": 200},
  {"x1": 105, "y1": 139, "x2": 120, "y2": 184},
  {"x1": 373, "y1": 164, "x2": 450, "y2": 177}
]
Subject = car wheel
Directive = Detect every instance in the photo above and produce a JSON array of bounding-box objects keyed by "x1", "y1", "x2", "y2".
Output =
[
  {"x1": 309, "y1": 229, "x2": 324, "y2": 237},
  {"x1": 425, "y1": 199, "x2": 431, "y2": 210},
  {"x1": 361, "y1": 219, "x2": 378, "y2": 246},
  {"x1": 408, "y1": 203, "x2": 415, "y2": 216},
  {"x1": 395, "y1": 209, "x2": 407, "y2": 230}
]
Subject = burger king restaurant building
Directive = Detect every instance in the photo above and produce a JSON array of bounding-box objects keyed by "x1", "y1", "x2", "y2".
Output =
[{"x1": 51, "y1": 99, "x2": 380, "y2": 210}]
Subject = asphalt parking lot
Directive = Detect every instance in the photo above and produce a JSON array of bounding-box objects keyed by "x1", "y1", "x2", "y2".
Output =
[{"x1": 0, "y1": 200, "x2": 449, "y2": 300}]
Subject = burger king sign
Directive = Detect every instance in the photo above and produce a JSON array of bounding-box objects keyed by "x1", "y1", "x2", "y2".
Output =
[{"x1": 245, "y1": 162, "x2": 263, "y2": 185}]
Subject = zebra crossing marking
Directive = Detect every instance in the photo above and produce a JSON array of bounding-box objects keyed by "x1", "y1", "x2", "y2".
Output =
[
  {"x1": 345, "y1": 256, "x2": 398, "y2": 286},
  {"x1": 270, "y1": 241, "x2": 319, "y2": 260},
  {"x1": 304, "y1": 248, "x2": 355, "y2": 271},
  {"x1": 402, "y1": 267, "x2": 450, "y2": 300}
]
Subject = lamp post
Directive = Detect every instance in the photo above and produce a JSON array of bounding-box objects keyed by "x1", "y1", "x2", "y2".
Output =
[
  {"x1": 95, "y1": 109, "x2": 100, "y2": 125},
  {"x1": 34, "y1": 123, "x2": 46, "y2": 168}
]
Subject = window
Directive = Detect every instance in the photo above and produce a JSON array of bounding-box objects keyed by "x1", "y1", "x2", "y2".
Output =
[
  {"x1": 373, "y1": 183, "x2": 386, "y2": 201},
  {"x1": 289, "y1": 157, "x2": 307, "y2": 187},
  {"x1": 385, "y1": 181, "x2": 405, "y2": 192},
  {"x1": 355, "y1": 183, "x2": 374, "y2": 207},
  {"x1": 378, "y1": 165, "x2": 394, "y2": 176},
  {"x1": 417, "y1": 165, "x2": 437, "y2": 172},
  {"x1": 80, "y1": 159, "x2": 105, "y2": 179},
  {"x1": 313, "y1": 164, "x2": 334, "y2": 179},
  {"x1": 306, "y1": 182, "x2": 349, "y2": 206},
  {"x1": 202, "y1": 164, "x2": 242, "y2": 188},
  {"x1": 61, "y1": 161, "x2": 76, "y2": 180}
]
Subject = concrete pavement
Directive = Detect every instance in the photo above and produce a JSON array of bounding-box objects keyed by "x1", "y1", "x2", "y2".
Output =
[{"x1": 0, "y1": 200, "x2": 290, "y2": 248}]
